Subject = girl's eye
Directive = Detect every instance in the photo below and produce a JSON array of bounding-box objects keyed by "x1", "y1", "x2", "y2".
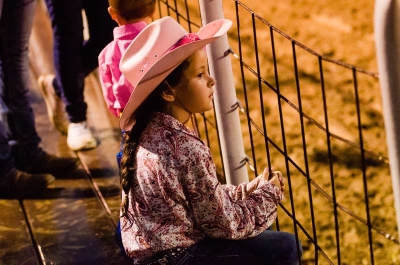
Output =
[{"x1": 197, "y1": 73, "x2": 204, "y2": 78}]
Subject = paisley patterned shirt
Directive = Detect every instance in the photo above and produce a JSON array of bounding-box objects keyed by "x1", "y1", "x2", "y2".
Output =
[{"x1": 121, "y1": 112, "x2": 283, "y2": 259}]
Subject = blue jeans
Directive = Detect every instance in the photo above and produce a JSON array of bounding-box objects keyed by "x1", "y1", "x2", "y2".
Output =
[
  {"x1": 190, "y1": 230, "x2": 302, "y2": 265},
  {"x1": 43, "y1": 0, "x2": 115, "y2": 122},
  {"x1": 0, "y1": 0, "x2": 41, "y2": 179},
  {"x1": 135, "y1": 230, "x2": 302, "y2": 265},
  {"x1": 116, "y1": 130, "x2": 125, "y2": 252}
]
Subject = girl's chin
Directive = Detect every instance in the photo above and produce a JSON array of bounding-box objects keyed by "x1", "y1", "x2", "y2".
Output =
[
  {"x1": 205, "y1": 105, "x2": 214, "y2": 112},
  {"x1": 194, "y1": 104, "x2": 214, "y2": 114}
]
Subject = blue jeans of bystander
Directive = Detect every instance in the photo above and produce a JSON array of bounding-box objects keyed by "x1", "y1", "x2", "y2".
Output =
[
  {"x1": 0, "y1": 0, "x2": 40, "y2": 179},
  {"x1": 43, "y1": 0, "x2": 115, "y2": 123}
]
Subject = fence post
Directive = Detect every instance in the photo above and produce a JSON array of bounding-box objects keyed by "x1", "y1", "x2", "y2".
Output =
[
  {"x1": 374, "y1": 0, "x2": 400, "y2": 241},
  {"x1": 198, "y1": 0, "x2": 249, "y2": 185}
]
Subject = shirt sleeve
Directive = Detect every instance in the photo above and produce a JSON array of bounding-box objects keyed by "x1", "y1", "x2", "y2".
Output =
[
  {"x1": 98, "y1": 51, "x2": 119, "y2": 117},
  {"x1": 183, "y1": 154, "x2": 283, "y2": 240}
]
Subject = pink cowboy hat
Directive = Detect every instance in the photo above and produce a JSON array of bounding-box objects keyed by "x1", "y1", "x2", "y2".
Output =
[{"x1": 119, "y1": 16, "x2": 232, "y2": 131}]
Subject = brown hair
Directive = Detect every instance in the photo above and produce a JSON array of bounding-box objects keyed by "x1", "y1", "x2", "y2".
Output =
[
  {"x1": 108, "y1": 0, "x2": 156, "y2": 21},
  {"x1": 120, "y1": 57, "x2": 191, "y2": 222}
]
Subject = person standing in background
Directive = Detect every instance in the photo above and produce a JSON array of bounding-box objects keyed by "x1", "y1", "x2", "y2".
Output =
[
  {"x1": 0, "y1": 0, "x2": 78, "y2": 198},
  {"x1": 98, "y1": 0, "x2": 156, "y2": 118},
  {"x1": 38, "y1": 0, "x2": 116, "y2": 151}
]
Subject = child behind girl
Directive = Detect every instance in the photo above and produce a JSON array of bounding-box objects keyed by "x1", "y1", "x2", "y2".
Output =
[
  {"x1": 118, "y1": 16, "x2": 302, "y2": 265},
  {"x1": 98, "y1": 0, "x2": 156, "y2": 118}
]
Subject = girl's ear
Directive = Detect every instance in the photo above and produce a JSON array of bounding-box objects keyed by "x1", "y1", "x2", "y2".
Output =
[{"x1": 161, "y1": 87, "x2": 176, "y2": 102}]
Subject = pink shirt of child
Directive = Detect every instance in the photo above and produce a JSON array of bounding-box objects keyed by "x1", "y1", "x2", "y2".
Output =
[
  {"x1": 98, "y1": 21, "x2": 147, "y2": 117},
  {"x1": 121, "y1": 112, "x2": 284, "y2": 259}
]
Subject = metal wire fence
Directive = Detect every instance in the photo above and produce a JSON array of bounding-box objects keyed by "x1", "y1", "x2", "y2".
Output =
[{"x1": 157, "y1": 0, "x2": 400, "y2": 264}]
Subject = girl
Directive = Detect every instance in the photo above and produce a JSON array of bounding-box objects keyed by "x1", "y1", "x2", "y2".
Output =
[{"x1": 118, "y1": 16, "x2": 302, "y2": 265}]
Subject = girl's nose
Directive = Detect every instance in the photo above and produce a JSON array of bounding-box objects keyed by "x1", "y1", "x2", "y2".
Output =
[{"x1": 209, "y1": 76, "x2": 216, "y2": 87}]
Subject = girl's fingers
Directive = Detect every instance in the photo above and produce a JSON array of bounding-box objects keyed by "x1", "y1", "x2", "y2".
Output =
[
  {"x1": 263, "y1": 168, "x2": 285, "y2": 193},
  {"x1": 262, "y1": 167, "x2": 271, "y2": 180},
  {"x1": 272, "y1": 171, "x2": 285, "y2": 192}
]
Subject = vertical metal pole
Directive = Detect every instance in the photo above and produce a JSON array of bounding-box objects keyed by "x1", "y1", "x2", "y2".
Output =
[
  {"x1": 374, "y1": 0, "x2": 400, "y2": 241},
  {"x1": 198, "y1": 0, "x2": 249, "y2": 184}
]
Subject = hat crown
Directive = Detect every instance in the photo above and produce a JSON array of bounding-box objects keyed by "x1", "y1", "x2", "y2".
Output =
[
  {"x1": 119, "y1": 16, "x2": 232, "y2": 131},
  {"x1": 120, "y1": 16, "x2": 188, "y2": 88}
]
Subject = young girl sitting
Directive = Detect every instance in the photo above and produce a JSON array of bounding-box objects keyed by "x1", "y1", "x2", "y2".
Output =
[{"x1": 118, "y1": 16, "x2": 302, "y2": 265}]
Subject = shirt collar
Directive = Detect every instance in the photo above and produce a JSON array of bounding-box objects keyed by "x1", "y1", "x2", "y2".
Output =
[
  {"x1": 153, "y1": 112, "x2": 198, "y2": 138},
  {"x1": 113, "y1": 21, "x2": 148, "y2": 40}
]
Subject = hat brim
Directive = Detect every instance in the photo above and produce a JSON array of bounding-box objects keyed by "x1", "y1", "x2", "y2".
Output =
[{"x1": 120, "y1": 19, "x2": 232, "y2": 131}]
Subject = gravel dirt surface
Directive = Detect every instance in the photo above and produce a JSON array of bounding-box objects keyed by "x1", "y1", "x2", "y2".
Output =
[{"x1": 219, "y1": 1, "x2": 399, "y2": 264}]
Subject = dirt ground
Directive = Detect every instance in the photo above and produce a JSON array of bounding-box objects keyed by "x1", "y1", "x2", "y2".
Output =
[
  {"x1": 206, "y1": 0, "x2": 398, "y2": 264},
  {"x1": 232, "y1": 0, "x2": 377, "y2": 70}
]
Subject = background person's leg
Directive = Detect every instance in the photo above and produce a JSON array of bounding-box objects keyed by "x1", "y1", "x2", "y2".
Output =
[
  {"x1": 1, "y1": 0, "x2": 79, "y2": 177},
  {"x1": 2, "y1": 0, "x2": 41, "y2": 160},
  {"x1": 0, "y1": 121, "x2": 15, "y2": 181},
  {"x1": 43, "y1": 0, "x2": 97, "y2": 151},
  {"x1": 0, "y1": 0, "x2": 55, "y2": 197},
  {"x1": 43, "y1": 0, "x2": 87, "y2": 123},
  {"x1": 82, "y1": 0, "x2": 115, "y2": 76}
]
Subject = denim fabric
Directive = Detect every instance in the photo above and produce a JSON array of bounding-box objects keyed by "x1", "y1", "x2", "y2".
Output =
[
  {"x1": 116, "y1": 130, "x2": 125, "y2": 252},
  {"x1": 0, "y1": 0, "x2": 41, "y2": 179},
  {"x1": 43, "y1": 0, "x2": 115, "y2": 123},
  {"x1": 0, "y1": 122, "x2": 13, "y2": 180},
  {"x1": 190, "y1": 230, "x2": 302, "y2": 265},
  {"x1": 134, "y1": 246, "x2": 196, "y2": 265},
  {"x1": 132, "y1": 230, "x2": 302, "y2": 265}
]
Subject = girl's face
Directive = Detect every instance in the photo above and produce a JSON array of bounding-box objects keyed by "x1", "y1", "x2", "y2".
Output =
[{"x1": 171, "y1": 49, "x2": 216, "y2": 117}]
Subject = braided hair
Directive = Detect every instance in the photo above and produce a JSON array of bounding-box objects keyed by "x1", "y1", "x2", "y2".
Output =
[{"x1": 120, "y1": 57, "x2": 191, "y2": 222}]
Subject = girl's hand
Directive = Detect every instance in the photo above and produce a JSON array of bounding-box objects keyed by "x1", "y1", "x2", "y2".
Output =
[{"x1": 262, "y1": 168, "x2": 286, "y2": 193}]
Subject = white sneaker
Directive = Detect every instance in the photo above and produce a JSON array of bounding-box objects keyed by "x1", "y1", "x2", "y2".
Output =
[{"x1": 67, "y1": 121, "x2": 97, "y2": 151}]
